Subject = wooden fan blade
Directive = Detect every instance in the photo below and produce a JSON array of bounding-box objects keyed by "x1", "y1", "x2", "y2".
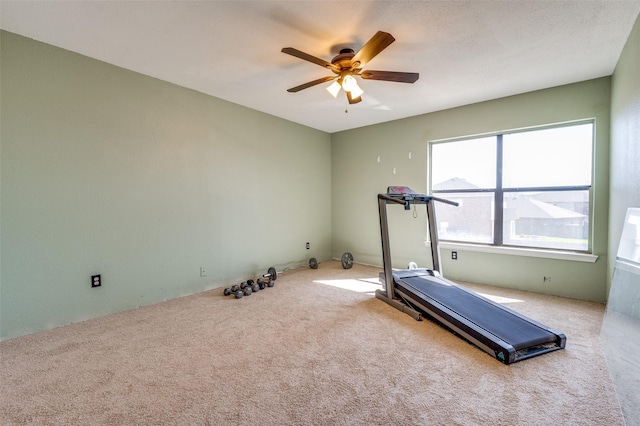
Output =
[
  {"x1": 281, "y1": 47, "x2": 339, "y2": 71},
  {"x1": 287, "y1": 76, "x2": 337, "y2": 93},
  {"x1": 346, "y1": 91, "x2": 362, "y2": 104},
  {"x1": 360, "y1": 70, "x2": 419, "y2": 83},
  {"x1": 351, "y1": 31, "x2": 395, "y2": 67}
]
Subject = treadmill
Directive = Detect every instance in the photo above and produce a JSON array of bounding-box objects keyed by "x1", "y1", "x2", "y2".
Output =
[{"x1": 375, "y1": 186, "x2": 566, "y2": 364}]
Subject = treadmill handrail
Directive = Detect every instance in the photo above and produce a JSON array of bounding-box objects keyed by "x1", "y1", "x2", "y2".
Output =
[
  {"x1": 379, "y1": 192, "x2": 459, "y2": 207},
  {"x1": 378, "y1": 194, "x2": 410, "y2": 206}
]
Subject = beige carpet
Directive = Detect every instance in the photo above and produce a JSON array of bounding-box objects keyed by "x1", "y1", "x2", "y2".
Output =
[{"x1": 0, "y1": 261, "x2": 623, "y2": 425}]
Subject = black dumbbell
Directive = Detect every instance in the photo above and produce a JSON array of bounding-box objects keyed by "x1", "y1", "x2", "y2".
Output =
[
  {"x1": 224, "y1": 284, "x2": 242, "y2": 296},
  {"x1": 234, "y1": 290, "x2": 243, "y2": 299},
  {"x1": 243, "y1": 287, "x2": 252, "y2": 296}
]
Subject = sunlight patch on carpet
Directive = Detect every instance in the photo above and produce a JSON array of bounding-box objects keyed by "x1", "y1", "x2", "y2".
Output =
[
  {"x1": 477, "y1": 292, "x2": 524, "y2": 304},
  {"x1": 313, "y1": 278, "x2": 381, "y2": 293}
]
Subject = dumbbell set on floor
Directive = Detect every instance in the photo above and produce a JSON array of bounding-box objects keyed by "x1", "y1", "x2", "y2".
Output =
[
  {"x1": 308, "y1": 252, "x2": 354, "y2": 270},
  {"x1": 223, "y1": 267, "x2": 277, "y2": 299}
]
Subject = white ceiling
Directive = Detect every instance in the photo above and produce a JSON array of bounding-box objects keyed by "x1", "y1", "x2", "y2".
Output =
[{"x1": 2, "y1": 1, "x2": 640, "y2": 133}]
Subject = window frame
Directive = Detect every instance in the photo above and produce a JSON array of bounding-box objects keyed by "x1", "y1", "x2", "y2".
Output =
[{"x1": 428, "y1": 120, "x2": 595, "y2": 254}]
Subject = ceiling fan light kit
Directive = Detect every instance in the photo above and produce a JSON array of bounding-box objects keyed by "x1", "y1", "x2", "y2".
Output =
[
  {"x1": 282, "y1": 31, "x2": 419, "y2": 105},
  {"x1": 326, "y1": 80, "x2": 341, "y2": 98},
  {"x1": 341, "y1": 74, "x2": 364, "y2": 97}
]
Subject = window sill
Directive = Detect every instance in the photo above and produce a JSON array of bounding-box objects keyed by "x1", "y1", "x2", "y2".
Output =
[{"x1": 438, "y1": 241, "x2": 598, "y2": 263}]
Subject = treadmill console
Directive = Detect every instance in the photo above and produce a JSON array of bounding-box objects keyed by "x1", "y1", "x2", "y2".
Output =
[
  {"x1": 385, "y1": 186, "x2": 432, "y2": 206},
  {"x1": 387, "y1": 186, "x2": 416, "y2": 195}
]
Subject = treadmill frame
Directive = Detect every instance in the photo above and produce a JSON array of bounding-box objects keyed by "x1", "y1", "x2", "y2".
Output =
[{"x1": 374, "y1": 187, "x2": 566, "y2": 364}]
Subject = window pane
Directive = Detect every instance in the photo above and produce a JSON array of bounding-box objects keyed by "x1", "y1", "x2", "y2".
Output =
[
  {"x1": 502, "y1": 123, "x2": 593, "y2": 188},
  {"x1": 436, "y1": 192, "x2": 494, "y2": 244},
  {"x1": 503, "y1": 191, "x2": 589, "y2": 251},
  {"x1": 431, "y1": 137, "x2": 496, "y2": 190}
]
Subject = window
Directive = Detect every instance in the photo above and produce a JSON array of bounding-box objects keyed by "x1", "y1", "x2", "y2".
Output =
[{"x1": 430, "y1": 122, "x2": 593, "y2": 252}]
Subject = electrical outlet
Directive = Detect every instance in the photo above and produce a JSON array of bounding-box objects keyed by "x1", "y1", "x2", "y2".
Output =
[
  {"x1": 306, "y1": 242, "x2": 310, "y2": 250},
  {"x1": 544, "y1": 276, "x2": 551, "y2": 282},
  {"x1": 91, "y1": 274, "x2": 101, "y2": 288},
  {"x1": 200, "y1": 266, "x2": 206, "y2": 277},
  {"x1": 451, "y1": 251, "x2": 458, "y2": 260}
]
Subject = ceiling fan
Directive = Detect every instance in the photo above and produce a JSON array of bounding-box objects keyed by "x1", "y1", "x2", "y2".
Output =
[{"x1": 281, "y1": 31, "x2": 419, "y2": 104}]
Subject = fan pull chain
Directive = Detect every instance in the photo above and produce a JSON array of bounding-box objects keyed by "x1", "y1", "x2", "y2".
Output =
[
  {"x1": 413, "y1": 203, "x2": 418, "y2": 218},
  {"x1": 345, "y1": 99, "x2": 349, "y2": 114}
]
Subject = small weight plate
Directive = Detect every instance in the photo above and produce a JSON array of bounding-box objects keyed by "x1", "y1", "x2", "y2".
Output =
[
  {"x1": 268, "y1": 267, "x2": 277, "y2": 281},
  {"x1": 341, "y1": 252, "x2": 354, "y2": 269},
  {"x1": 309, "y1": 258, "x2": 318, "y2": 269}
]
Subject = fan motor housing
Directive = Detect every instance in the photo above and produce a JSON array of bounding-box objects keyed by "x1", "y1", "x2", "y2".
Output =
[{"x1": 331, "y1": 48, "x2": 359, "y2": 72}]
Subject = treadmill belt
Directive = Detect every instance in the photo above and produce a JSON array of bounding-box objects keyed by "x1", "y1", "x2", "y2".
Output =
[{"x1": 398, "y1": 275, "x2": 556, "y2": 350}]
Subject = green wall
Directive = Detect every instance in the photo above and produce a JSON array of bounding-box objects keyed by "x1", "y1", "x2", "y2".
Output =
[
  {"x1": 0, "y1": 31, "x2": 332, "y2": 340},
  {"x1": 603, "y1": 13, "x2": 640, "y2": 425},
  {"x1": 332, "y1": 78, "x2": 611, "y2": 302},
  {"x1": 4, "y1": 17, "x2": 637, "y2": 339},
  {"x1": 609, "y1": 14, "x2": 640, "y2": 286}
]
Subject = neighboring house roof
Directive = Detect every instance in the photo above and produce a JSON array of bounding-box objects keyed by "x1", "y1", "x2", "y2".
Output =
[
  {"x1": 433, "y1": 177, "x2": 482, "y2": 191},
  {"x1": 507, "y1": 197, "x2": 585, "y2": 219}
]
